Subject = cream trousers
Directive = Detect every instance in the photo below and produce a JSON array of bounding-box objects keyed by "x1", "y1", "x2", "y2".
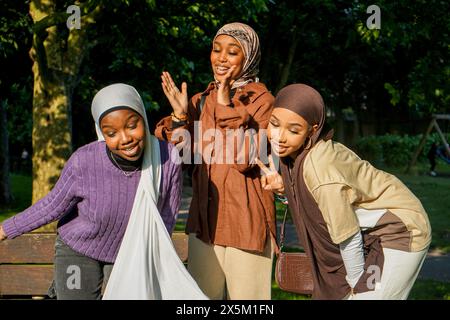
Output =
[
  {"x1": 345, "y1": 247, "x2": 428, "y2": 300},
  {"x1": 187, "y1": 233, "x2": 274, "y2": 300}
]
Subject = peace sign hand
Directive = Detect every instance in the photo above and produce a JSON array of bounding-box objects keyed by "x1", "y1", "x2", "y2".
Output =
[
  {"x1": 256, "y1": 154, "x2": 285, "y2": 195},
  {"x1": 161, "y1": 71, "x2": 188, "y2": 117}
]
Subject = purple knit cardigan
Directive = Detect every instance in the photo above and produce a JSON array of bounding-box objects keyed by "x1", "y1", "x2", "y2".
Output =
[{"x1": 2, "y1": 140, "x2": 182, "y2": 263}]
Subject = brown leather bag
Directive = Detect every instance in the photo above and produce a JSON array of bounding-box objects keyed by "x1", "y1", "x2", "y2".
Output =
[{"x1": 275, "y1": 207, "x2": 314, "y2": 295}]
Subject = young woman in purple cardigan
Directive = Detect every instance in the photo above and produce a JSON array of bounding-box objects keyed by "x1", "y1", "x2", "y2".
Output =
[{"x1": 0, "y1": 83, "x2": 206, "y2": 300}]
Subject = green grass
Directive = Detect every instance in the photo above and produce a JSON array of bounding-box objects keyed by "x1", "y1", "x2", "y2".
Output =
[
  {"x1": 381, "y1": 162, "x2": 450, "y2": 254},
  {"x1": 271, "y1": 281, "x2": 311, "y2": 300},
  {"x1": 0, "y1": 173, "x2": 32, "y2": 223},
  {"x1": 276, "y1": 200, "x2": 290, "y2": 222},
  {"x1": 174, "y1": 221, "x2": 186, "y2": 232},
  {"x1": 408, "y1": 279, "x2": 450, "y2": 300}
]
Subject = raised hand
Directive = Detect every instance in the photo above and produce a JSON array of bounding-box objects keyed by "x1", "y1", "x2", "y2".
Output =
[
  {"x1": 0, "y1": 225, "x2": 6, "y2": 241},
  {"x1": 161, "y1": 71, "x2": 188, "y2": 117},
  {"x1": 256, "y1": 154, "x2": 285, "y2": 195},
  {"x1": 217, "y1": 65, "x2": 236, "y2": 106}
]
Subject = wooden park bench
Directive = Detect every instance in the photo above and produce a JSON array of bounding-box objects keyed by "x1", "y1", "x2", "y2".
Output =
[{"x1": 0, "y1": 232, "x2": 188, "y2": 299}]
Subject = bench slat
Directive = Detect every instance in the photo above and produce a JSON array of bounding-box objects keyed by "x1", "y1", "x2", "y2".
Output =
[
  {"x1": 0, "y1": 265, "x2": 53, "y2": 296},
  {"x1": 172, "y1": 232, "x2": 189, "y2": 263},
  {"x1": 0, "y1": 233, "x2": 55, "y2": 264},
  {"x1": 0, "y1": 232, "x2": 189, "y2": 296},
  {"x1": 0, "y1": 232, "x2": 188, "y2": 264},
  {"x1": 0, "y1": 232, "x2": 188, "y2": 296}
]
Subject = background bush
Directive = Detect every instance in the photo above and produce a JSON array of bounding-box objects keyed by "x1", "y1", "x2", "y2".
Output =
[{"x1": 354, "y1": 133, "x2": 450, "y2": 167}]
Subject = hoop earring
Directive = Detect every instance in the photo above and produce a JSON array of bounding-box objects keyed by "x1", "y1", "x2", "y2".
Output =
[{"x1": 304, "y1": 137, "x2": 312, "y2": 150}]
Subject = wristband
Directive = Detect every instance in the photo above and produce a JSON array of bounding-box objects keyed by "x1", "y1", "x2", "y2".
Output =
[{"x1": 171, "y1": 112, "x2": 188, "y2": 122}]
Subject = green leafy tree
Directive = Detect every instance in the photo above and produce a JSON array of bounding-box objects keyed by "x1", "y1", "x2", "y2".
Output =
[
  {"x1": 28, "y1": 0, "x2": 102, "y2": 231},
  {"x1": 0, "y1": 0, "x2": 32, "y2": 204}
]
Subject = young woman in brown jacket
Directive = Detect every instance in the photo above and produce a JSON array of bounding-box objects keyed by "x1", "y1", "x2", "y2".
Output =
[{"x1": 154, "y1": 22, "x2": 276, "y2": 299}]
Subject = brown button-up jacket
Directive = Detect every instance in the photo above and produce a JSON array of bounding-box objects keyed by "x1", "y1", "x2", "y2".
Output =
[{"x1": 155, "y1": 81, "x2": 276, "y2": 253}]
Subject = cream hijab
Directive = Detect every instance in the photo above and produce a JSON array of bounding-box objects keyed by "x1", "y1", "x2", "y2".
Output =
[
  {"x1": 92, "y1": 83, "x2": 206, "y2": 300},
  {"x1": 91, "y1": 83, "x2": 161, "y2": 197}
]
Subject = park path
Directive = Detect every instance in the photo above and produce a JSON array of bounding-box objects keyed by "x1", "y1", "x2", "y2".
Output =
[{"x1": 177, "y1": 183, "x2": 450, "y2": 283}]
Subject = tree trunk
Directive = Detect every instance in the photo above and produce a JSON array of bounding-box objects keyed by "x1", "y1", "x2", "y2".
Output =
[
  {"x1": 29, "y1": 0, "x2": 101, "y2": 232},
  {"x1": 0, "y1": 101, "x2": 12, "y2": 205},
  {"x1": 31, "y1": 81, "x2": 72, "y2": 202},
  {"x1": 276, "y1": 30, "x2": 299, "y2": 93}
]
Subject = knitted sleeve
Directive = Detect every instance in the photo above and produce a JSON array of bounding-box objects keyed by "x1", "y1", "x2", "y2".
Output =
[{"x1": 2, "y1": 152, "x2": 81, "y2": 239}]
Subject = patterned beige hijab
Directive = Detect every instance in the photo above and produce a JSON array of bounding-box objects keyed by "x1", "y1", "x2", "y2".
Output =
[{"x1": 214, "y1": 22, "x2": 261, "y2": 89}]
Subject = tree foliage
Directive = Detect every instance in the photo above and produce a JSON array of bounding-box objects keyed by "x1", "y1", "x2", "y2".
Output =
[{"x1": 1, "y1": 0, "x2": 449, "y2": 165}]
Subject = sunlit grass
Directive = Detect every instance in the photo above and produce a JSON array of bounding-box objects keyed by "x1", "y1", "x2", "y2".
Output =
[
  {"x1": 381, "y1": 163, "x2": 450, "y2": 253},
  {"x1": 408, "y1": 279, "x2": 450, "y2": 300}
]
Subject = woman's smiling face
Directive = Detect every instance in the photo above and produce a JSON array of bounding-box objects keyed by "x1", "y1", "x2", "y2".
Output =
[
  {"x1": 100, "y1": 108, "x2": 145, "y2": 161},
  {"x1": 268, "y1": 108, "x2": 318, "y2": 159},
  {"x1": 210, "y1": 34, "x2": 245, "y2": 81}
]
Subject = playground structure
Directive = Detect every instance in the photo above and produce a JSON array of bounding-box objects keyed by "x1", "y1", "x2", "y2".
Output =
[{"x1": 406, "y1": 114, "x2": 450, "y2": 173}]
